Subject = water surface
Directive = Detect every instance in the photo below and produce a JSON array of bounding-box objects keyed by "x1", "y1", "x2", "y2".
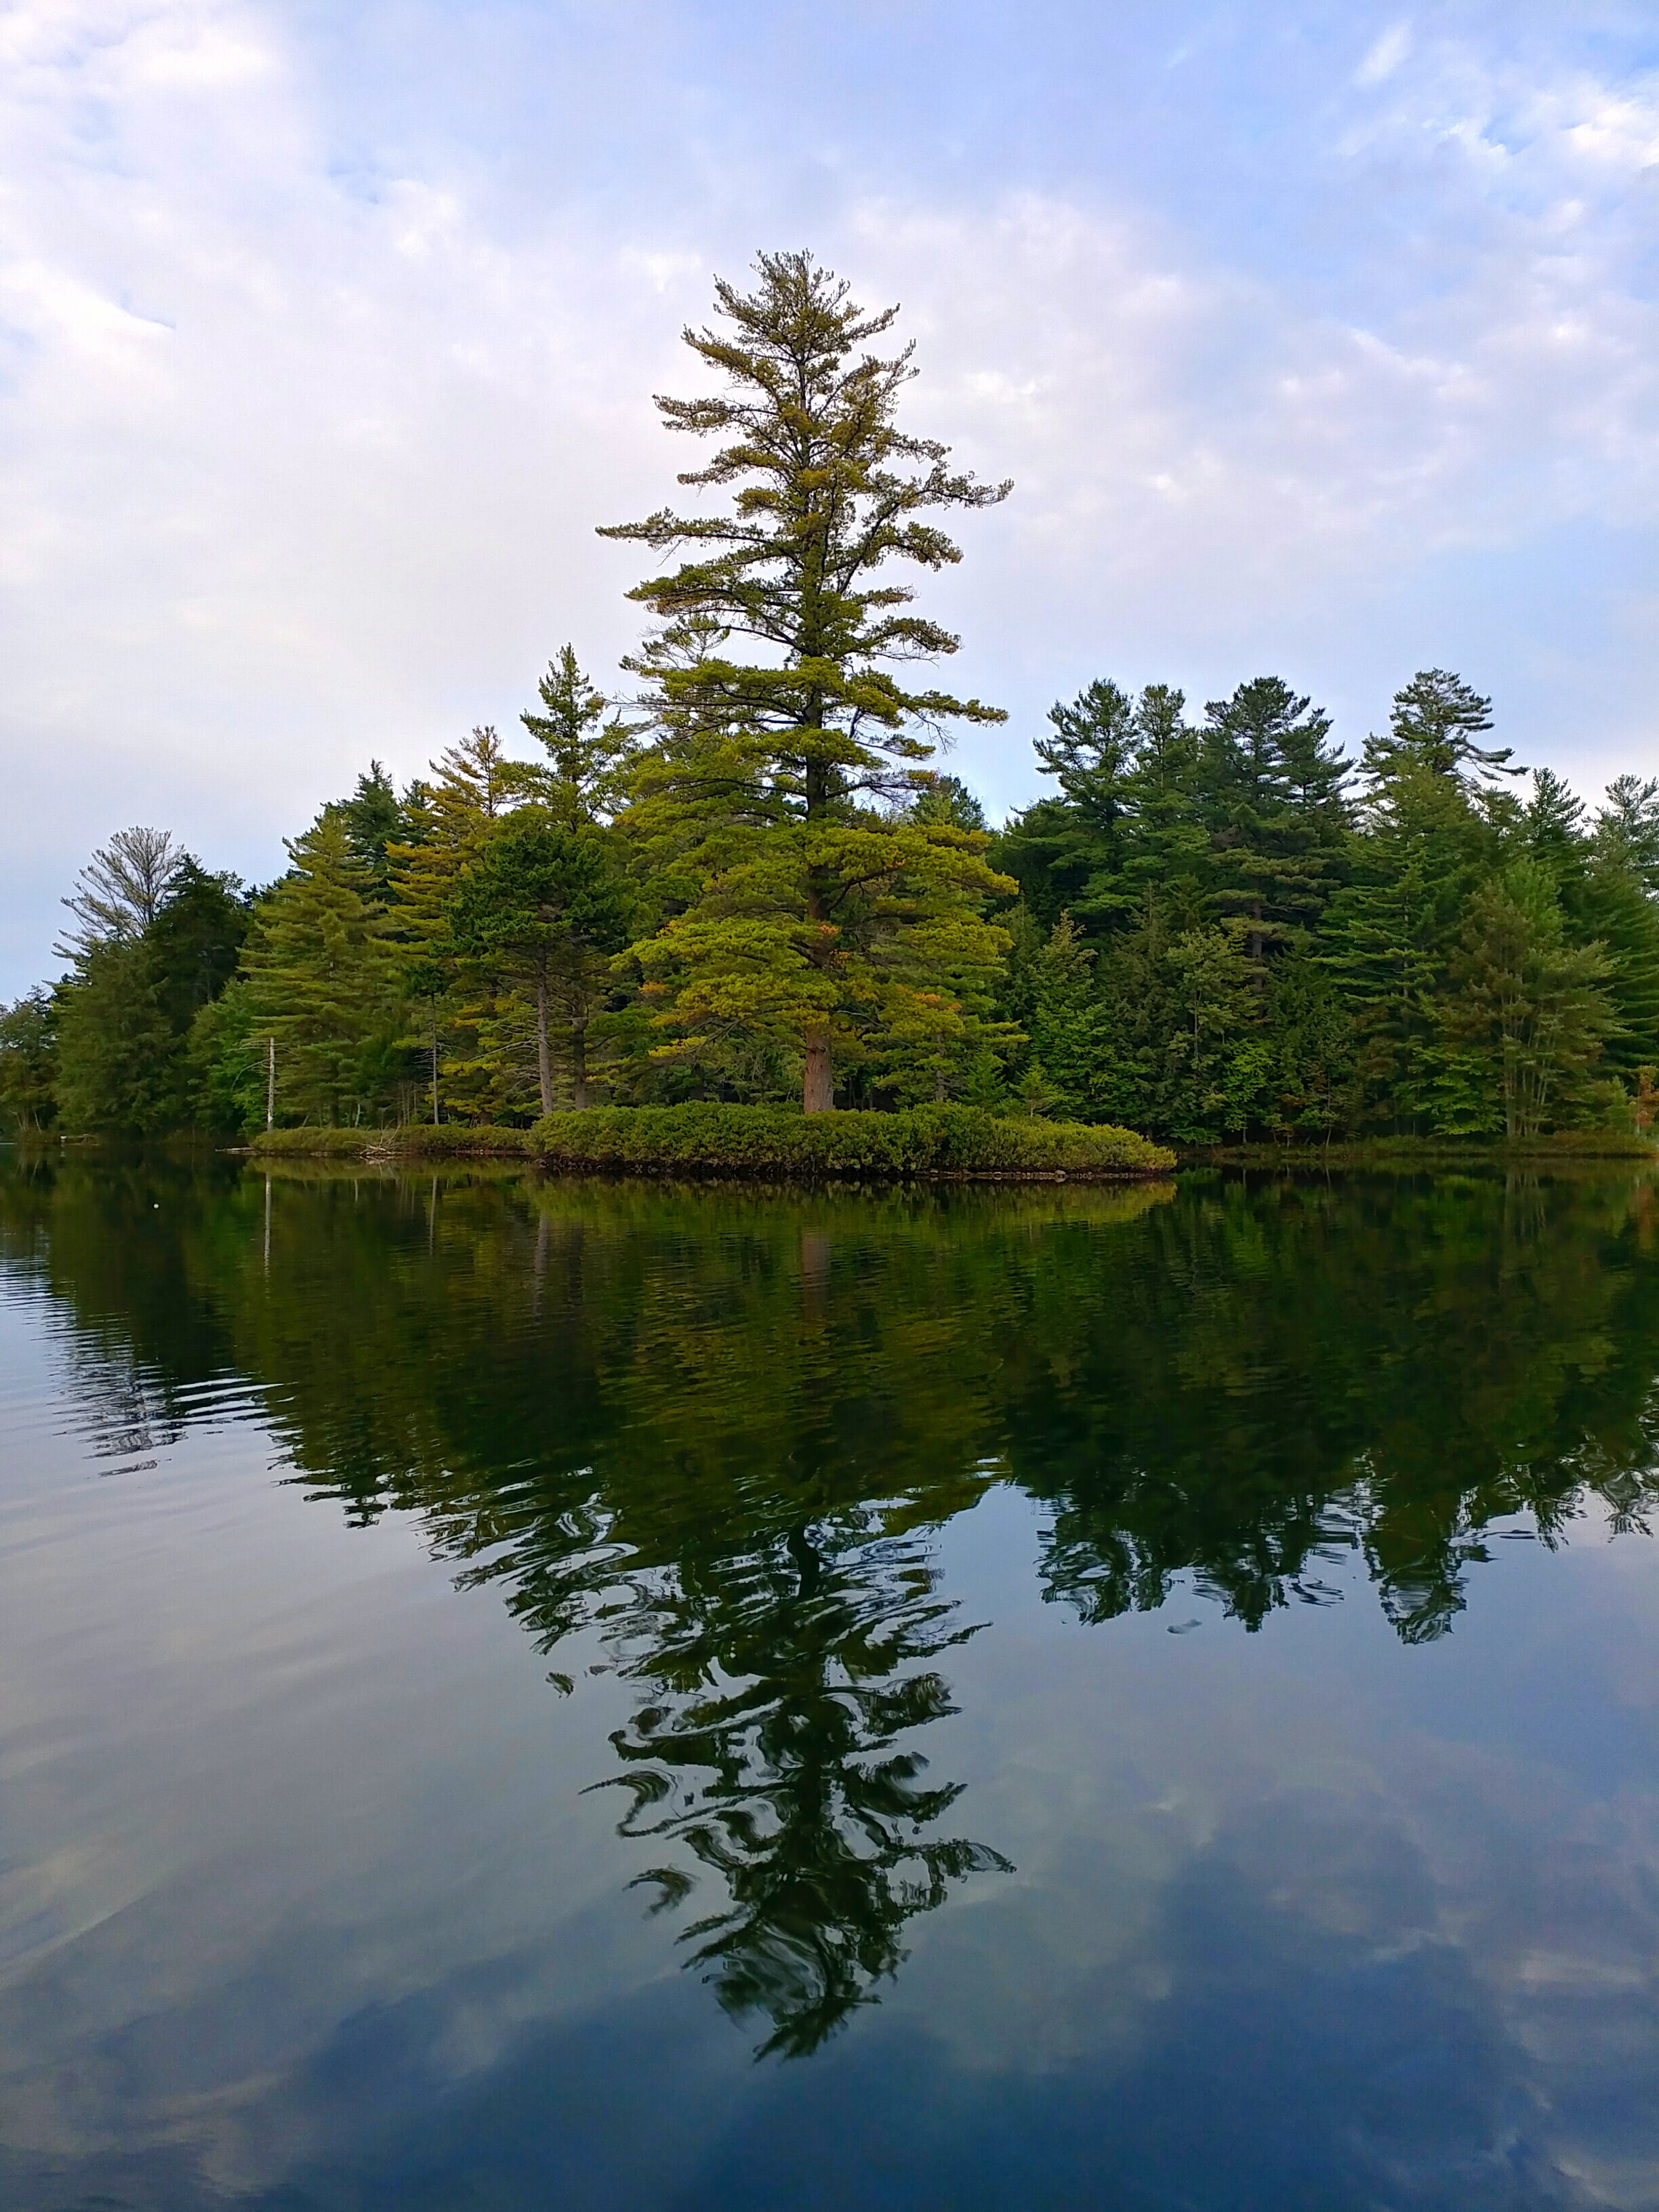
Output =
[{"x1": 3, "y1": 1156, "x2": 1659, "y2": 2209}]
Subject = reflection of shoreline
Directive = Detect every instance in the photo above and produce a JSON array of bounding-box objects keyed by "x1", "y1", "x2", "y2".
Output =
[
  {"x1": 7, "y1": 1164, "x2": 1659, "y2": 2196},
  {"x1": 247, "y1": 1155, "x2": 1182, "y2": 1223}
]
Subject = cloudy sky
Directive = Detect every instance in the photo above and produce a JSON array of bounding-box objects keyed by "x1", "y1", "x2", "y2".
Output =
[{"x1": 1, "y1": 0, "x2": 1656, "y2": 996}]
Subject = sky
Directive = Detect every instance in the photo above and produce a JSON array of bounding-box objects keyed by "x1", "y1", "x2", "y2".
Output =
[{"x1": 1, "y1": 0, "x2": 1656, "y2": 997}]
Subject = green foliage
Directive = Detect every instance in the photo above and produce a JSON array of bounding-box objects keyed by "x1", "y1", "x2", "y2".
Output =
[
  {"x1": 53, "y1": 860, "x2": 247, "y2": 1133},
  {"x1": 996, "y1": 661, "x2": 1650, "y2": 1145},
  {"x1": 525, "y1": 1103, "x2": 1173, "y2": 1179},
  {"x1": 252, "y1": 1122, "x2": 535, "y2": 1156},
  {"x1": 520, "y1": 644, "x2": 638, "y2": 826},
  {"x1": 186, "y1": 979, "x2": 267, "y2": 1134},
  {"x1": 1360, "y1": 668, "x2": 1521, "y2": 790},
  {"x1": 250, "y1": 1103, "x2": 1174, "y2": 1176},
  {"x1": 447, "y1": 815, "x2": 634, "y2": 1113},
  {"x1": 601, "y1": 251, "x2": 1013, "y2": 1111},
  {"x1": 16, "y1": 259, "x2": 1658, "y2": 1158},
  {"x1": 335, "y1": 762, "x2": 419, "y2": 892},
  {"x1": 241, "y1": 811, "x2": 398, "y2": 1126},
  {"x1": 0, "y1": 990, "x2": 58, "y2": 1132},
  {"x1": 1442, "y1": 863, "x2": 1618, "y2": 1139}
]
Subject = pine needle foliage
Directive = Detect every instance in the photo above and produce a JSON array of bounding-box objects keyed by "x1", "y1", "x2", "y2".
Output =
[{"x1": 600, "y1": 251, "x2": 1015, "y2": 1112}]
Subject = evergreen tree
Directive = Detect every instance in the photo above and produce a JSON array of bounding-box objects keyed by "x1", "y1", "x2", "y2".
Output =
[
  {"x1": 387, "y1": 727, "x2": 533, "y2": 1122},
  {"x1": 54, "y1": 826, "x2": 182, "y2": 964},
  {"x1": 54, "y1": 937, "x2": 182, "y2": 1132},
  {"x1": 1027, "y1": 679, "x2": 1140, "y2": 926},
  {"x1": 1322, "y1": 755, "x2": 1497, "y2": 1129},
  {"x1": 186, "y1": 979, "x2": 268, "y2": 1134},
  {"x1": 52, "y1": 857, "x2": 247, "y2": 1133},
  {"x1": 1361, "y1": 669, "x2": 1521, "y2": 790},
  {"x1": 521, "y1": 646, "x2": 638, "y2": 827},
  {"x1": 1203, "y1": 677, "x2": 1349, "y2": 976},
  {"x1": 447, "y1": 817, "x2": 633, "y2": 1113},
  {"x1": 337, "y1": 763, "x2": 416, "y2": 893},
  {"x1": 1120, "y1": 684, "x2": 1206, "y2": 903},
  {"x1": 0, "y1": 990, "x2": 58, "y2": 1132},
  {"x1": 242, "y1": 813, "x2": 397, "y2": 1125},
  {"x1": 600, "y1": 251, "x2": 1012, "y2": 1112},
  {"x1": 146, "y1": 861, "x2": 249, "y2": 1024},
  {"x1": 1443, "y1": 862, "x2": 1617, "y2": 1138},
  {"x1": 1597, "y1": 775, "x2": 1659, "y2": 895},
  {"x1": 1020, "y1": 914, "x2": 1105, "y2": 1120},
  {"x1": 909, "y1": 773, "x2": 986, "y2": 832}
]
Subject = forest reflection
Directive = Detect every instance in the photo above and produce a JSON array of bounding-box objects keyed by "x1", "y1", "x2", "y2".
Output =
[{"x1": 3, "y1": 1155, "x2": 1659, "y2": 2053}]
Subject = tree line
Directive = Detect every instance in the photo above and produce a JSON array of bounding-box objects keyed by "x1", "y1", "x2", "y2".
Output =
[{"x1": 1, "y1": 250, "x2": 1654, "y2": 1143}]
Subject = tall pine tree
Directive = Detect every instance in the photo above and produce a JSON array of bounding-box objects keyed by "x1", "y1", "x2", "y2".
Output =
[{"x1": 601, "y1": 252, "x2": 1013, "y2": 1112}]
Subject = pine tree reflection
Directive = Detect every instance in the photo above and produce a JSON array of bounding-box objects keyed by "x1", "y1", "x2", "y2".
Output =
[{"x1": 589, "y1": 1513, "x2": 1008, "y2": 2057}]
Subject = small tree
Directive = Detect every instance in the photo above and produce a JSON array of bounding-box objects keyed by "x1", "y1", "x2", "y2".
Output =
[
  {"x1": 521, "y1": 645, "x2": 638, "y2": 827},
  {"x1": 447, "y1": 819, "x2": 632, "y2": 1113}
]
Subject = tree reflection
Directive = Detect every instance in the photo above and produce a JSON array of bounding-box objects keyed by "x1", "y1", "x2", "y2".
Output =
[
  {"x1": 8, "y1": 1155, "x2": 1659, "y2": 2050},
  {"x1": 592, "y1": 1514, "x2": 1008, "y2": 2056}
]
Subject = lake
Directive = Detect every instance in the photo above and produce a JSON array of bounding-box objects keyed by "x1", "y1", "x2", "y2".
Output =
[{"x1": 3, "y1": 1154, "x2": 1659, "y2": 2210}]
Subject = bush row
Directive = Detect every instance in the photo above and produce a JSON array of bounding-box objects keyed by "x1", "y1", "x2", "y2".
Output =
[{"x1": 249, "y1": 1105, "x2": 1176, "y2": 1179}]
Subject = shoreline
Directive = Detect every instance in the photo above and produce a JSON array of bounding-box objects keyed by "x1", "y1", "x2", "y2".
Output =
[{"x1": 243, "y1": 1104, "x2": 1177, "y2": 1181}]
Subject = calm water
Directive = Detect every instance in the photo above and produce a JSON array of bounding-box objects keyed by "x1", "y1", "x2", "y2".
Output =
[{"x1": 4, "y1": 1158, "x2": 1659, "y2": 2210}]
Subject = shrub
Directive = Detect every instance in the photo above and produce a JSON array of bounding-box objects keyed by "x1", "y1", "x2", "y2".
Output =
[
  {"x1": 248, "y1": 1105, "x2": 1175, "y2": 1178},
  {"x1": 527, "y1": 1103, "x2": 1173, "y2": 1179}
]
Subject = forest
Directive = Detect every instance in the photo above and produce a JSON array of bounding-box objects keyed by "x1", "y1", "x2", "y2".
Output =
[{"x1": 3, "y1": 252, "x2": 1656, "y2": 1148}]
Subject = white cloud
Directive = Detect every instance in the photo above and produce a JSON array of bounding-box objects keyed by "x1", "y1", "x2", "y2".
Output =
[
  {"x1": 1355, "y1": 20, "x2": 1412, "y2": 88},
  {"x1": 0, "y1": 1, "x2": 1656, "y2": 991}
]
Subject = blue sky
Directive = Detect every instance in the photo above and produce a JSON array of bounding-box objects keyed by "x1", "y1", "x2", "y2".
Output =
[{"x1": 1, "y1": 1, "x2": 1656, "y2": 994}]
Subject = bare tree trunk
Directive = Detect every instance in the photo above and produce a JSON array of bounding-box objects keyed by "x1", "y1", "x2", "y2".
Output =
[
  {"x1": 430, "y1": 996, "x2": 440, "y2": 1126},
  {"x1": 571, "y1": 1018, "x2": 589, "y2": 1111},
  {"x1": 535, "y1": 964, "x2": 554, "y2": 1117},
  {"x1": 802, "y1": 1027, "x2": 834, "y2": 1115}
]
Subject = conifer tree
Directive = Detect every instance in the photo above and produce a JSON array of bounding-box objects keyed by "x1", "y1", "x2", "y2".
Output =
[
  {"x1": 1443, "y1": 862, "x2": 1616, "y2": 1138},
  {"x1": 1596, "y1": 776, "x2": 1659, "y2": 897},
  {"x1": 0, "y1": 991, "x2": 58, "y2": 1132},
  {"x1": 1204, "y1": 677, "x2": 1349, "y2": 974},
  {"x1": 53, "y1": 858, "x2": 247, "y2": 1132},
  {"x1": 243, "y1": 813, "x2": 396, "y2": 1125},
  {"x1": 387, "y1": 727, "x2": 531, "y2": 1120},
  {"x1": 447, "y1": 819, "x2": 632, "y2": 1113},
  {"x1": 337, "y1": 763, "x2": 415, "y2": 893},
  {"x1": 600, "y1": 251, "x2": 1013, "y2": 1112},
  {"x1": 521, "y1": 646, "x2": 638, "y2": 827},
  {"x1": 1361, "y1": 670, "x2": 1521, "y2": 790}
]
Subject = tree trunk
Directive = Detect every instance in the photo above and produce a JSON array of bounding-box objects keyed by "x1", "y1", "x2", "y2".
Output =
[
  {"x1": 571, "y1": 1018, "x2": 588, "y2": 1111},
  {"x1": 535, "y1": 964, "x2": 554, "y2": 1117},
  {"x1": 802, "y1": 1027, "x2": 834, "y2": 1115}
]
